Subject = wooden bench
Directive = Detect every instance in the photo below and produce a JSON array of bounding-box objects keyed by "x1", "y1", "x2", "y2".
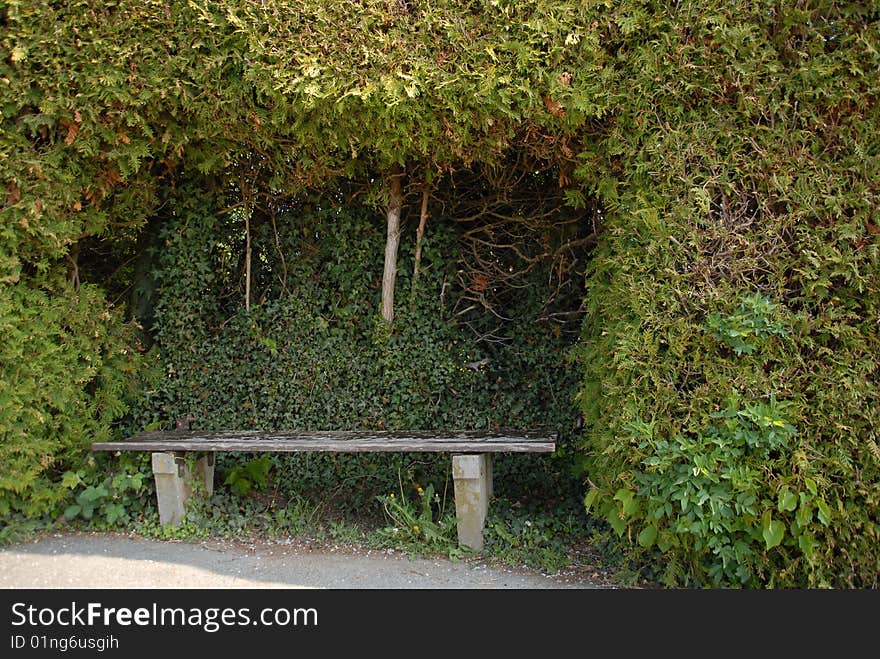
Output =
[{"x1": 91, "y1": 429, "x2": 556, "y2": 550}]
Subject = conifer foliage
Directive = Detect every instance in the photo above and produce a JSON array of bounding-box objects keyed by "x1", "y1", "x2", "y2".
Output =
[{"x1": 2, "y1": 1, "x2": 877, "y2": 585}]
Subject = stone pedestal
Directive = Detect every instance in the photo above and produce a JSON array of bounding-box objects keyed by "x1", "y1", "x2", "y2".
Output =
[
  {"x1": 151, "y1": 452, "x2": 214, "y2": 526},
  {"x1": 452, "y1": 454, "x2": 493, "y2": 551}
]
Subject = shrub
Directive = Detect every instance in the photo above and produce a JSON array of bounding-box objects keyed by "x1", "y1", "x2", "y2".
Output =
[
  {"x1": 575, "y1": 2, "x2": 879, "y2": 587},
  {"x1": 0, "y1": 279, "x2": 142, "y2": 520}
]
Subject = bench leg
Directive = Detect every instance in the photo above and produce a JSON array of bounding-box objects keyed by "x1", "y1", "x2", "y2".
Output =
[
  {"x1": 196, "y1": 452, "x2": 215, "y2": 497},
  {"x1": 486, "y1": 453, "x2": 493, "y2": 500},
  {"x1": 151, "y1": 452, "x2": 215, "y2": 526},
  {"x1": 151, "y1": 452, "x2": 190, "y2": 526},
  {"x1": 452, "y1": 454, "x2": 492, "y2": 551}
]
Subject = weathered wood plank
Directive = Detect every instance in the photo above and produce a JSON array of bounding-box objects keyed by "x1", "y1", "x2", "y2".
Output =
[{"x1": 91, "y1": 429, "x2": 556, "y2": 454}]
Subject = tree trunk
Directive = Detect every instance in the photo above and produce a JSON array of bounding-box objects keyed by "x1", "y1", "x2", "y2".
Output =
[
  {"x1": 244, "y1": 210, "x2": 252, "y2": 312},
  {"x1": 239, "y1": 170, "x2": 254, "y2": 313},
  {"x1": 68, "y1": 243, "x2": 80, "y2": 291},
  {"x1": 130, "y1": 217, "x2": 161, "y2": 351},
  {"x1": 411, "y1": 183, "x2": 430, "y2": 298},
  {"x1": 381, "y1": 164, "x2": 404, "y2": 323}
]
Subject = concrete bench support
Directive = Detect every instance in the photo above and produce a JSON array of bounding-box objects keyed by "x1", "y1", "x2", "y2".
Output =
[
  {"x1": 151, "y1": 452, "x2": 214, "y2": 526},
  {"x1": 196, "y1": 453, "x2": 215, "y2": 497},
  {"x1": 151, "y1": 452, "x2": 188, "y2": 526},
  {"x1": 452, "y1": 454, "x2": 493, "y2": 551}
]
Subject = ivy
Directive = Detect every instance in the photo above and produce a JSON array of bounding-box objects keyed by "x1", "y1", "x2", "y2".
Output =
[{"x1": 131, "y1": 189, "x2": 584, "y2": 510}]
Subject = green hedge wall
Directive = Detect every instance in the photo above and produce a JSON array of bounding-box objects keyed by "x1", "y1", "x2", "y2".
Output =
[
  {"x1": 0, "y1": 277, "x2": 140, "y2": 519},
  {"x1": 575, "y1": 1, "x2": 879, "y2": 587},
  {"x1": 4, "y1": 0, "x2": 877, "y2": 589}
]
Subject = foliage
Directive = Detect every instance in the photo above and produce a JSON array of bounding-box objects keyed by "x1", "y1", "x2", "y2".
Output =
[
  {"x1": 1, "y1": 2, "x2": 216, "y2": 280},
  {"x1": 61, "y1": 455, "x2": 152, "y2": 527},
  {"x1": 586, "y1": 393, "x2": 831, "y2": 586},
  {"x1": 373, "y1": 480, "x2": 462, "y2": 559},
  {"x1": 222, "y1": 456, "x2": 273, "y2": 497},
  {"x1": 705, "y1": 294, "x2": 788, "y2": 356},
  {"x1": 2, "y1": 0, "x2": 606, "y2": 269},
  {"x1": 2, "y1": 0, "x2": 253, "y2": 526},
  {"x1": 132, "y1": 191, "x2": 583, "y2": 510},
  {"x1": 133, "y1": 489, "x2": 322, "y2": 542},
  {"x1": 0, "y1": 280, "x2": 143, "y2": 520},
  {"x1": 3, "y1": 0, "x2": 877, "y2": 589},
  {"x1": 3, "y1": 0, "x2": 592, "y2": 524},
  {"x1": 327, "y1": 520, "x2": 367, "y2": 546},
  {"x1": 575, "y1": 1, "x2": 879, "y2": 587},
  {"x1": 191, "y1": 0, "x2": 612, "y2": 172},
  {"x1": 483, "y1": 499, "x2": 589, "y2": 574}
]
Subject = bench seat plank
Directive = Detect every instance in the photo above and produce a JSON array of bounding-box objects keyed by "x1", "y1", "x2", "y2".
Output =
[{"x1": 91, "y1": 429, "x2": 556, "y2": 454}]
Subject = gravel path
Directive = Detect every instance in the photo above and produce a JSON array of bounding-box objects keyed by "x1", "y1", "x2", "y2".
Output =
[{"x1": 0, "y1": 532, "x2": 613, "y2": 589}]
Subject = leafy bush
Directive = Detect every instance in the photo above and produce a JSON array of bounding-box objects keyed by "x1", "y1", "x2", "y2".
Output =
[
  {"x1": 133, "y1": 489, "x2": 322, "y2": 542},
  {"x1": 373, "y1": 481, "x2": 462, "y2": 558},
  {"x1": 483, "y1": 499, "x2": 588, "y2": 574},
  {"x1": 62, "y1": 456, "x2": 153, "y2": 527},
  {"x1": 0, "y1": 280, "x2": 143, "y2": 520},
  {"x1": 587, "y1": 392, "x2": 836, "y2": 586},
  {"x1": 575, "y1": 2, "x2": 879, "y2": 587},
  {"x1": 222, "y1": 456, "x2": 273, "y2": 496},
  {"x1": 705, "y1": 294, "x2": 788, "y2": 356},
  {"x1": 5, "y1": 0, "x2": 875, "y2": 591}
]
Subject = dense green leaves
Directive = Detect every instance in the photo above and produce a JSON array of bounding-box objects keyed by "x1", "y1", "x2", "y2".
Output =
[
  {"x1": 575, "y1": 0, "x2": 879, "y2": 587},
  {"x1": 132, "y1": 192, "x2": 583, "y2": 506},
  {"x1": 217, "y1": 0, "x2": 611, "y2": 167},
  {"x1": 0, "y1": 280, "x2": 141, "y2": 517},
  {"x1": 2, "y1": 0, "x2": 877, "y2": 588}
]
